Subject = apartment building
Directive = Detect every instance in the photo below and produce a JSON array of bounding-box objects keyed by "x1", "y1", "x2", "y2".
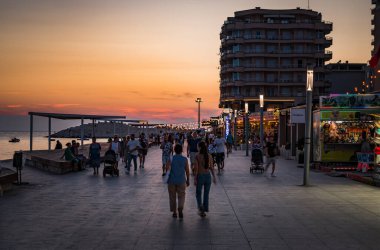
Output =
[
  {"x1": 219, "y1": 7, "x2": 333, "y2": 111},
  {"x1": 325, "y1": 62, "x2": 371, "y2": 94},
  {"x1": 372, "y1": 0, "x2": 380, "y2": 92}
]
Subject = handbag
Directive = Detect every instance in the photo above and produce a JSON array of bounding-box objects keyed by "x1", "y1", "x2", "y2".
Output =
[{"x1": 163, "y1": 170, "x2": 171, "y2": 184}]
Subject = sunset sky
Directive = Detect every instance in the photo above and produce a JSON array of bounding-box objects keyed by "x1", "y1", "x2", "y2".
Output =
[{"x1": 0, "y1": 0, "x2": 373, "y2": 127}]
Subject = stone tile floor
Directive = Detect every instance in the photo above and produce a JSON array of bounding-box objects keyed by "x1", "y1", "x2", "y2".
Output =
[{"x1": 1, "y1": 146, "x2": 380, "y2": 249}]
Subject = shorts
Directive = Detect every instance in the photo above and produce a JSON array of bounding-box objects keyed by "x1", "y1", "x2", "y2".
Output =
[
  {"x1": 139, "y1": 149, "x2": 148, "y2": 156},
  {"x1": 266, "y1": 157, "x2": 276, "y2": 165},
  {"x1": 162, "y1": 155, "x2": 172, "y2": 165},
  {"x1": 189, "y1": 152, "x2": 197, "y2": 165},
  {"x1": 215, "y1": 152, "x2": 225, "y2": 164}
]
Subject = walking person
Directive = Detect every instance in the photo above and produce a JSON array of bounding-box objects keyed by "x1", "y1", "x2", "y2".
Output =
[
  {"x1": 264, "y1": 136, "x2": 279, "y2": 177},
  {"x1": 89, "y1": 137, "x2": 101, "y2": 175},
  {"x1": 110, "y1": 135, "x2": 121, "y2": 167},
  {"x1": 120, "y1": 136, "x2": 127, "y2": 163},
  {"x1": 138, "y1": 133, "x2": 148, "y2": 168},
  {"x1": 194, "y1": 141, "x2": 216, "y2": 217},
  {"x1": 124, "y1": 136, "x2": 130, "y2": 168},
  {"x1": 166, "y1": 144, "x2": 190, "y2": 219},
  {"x1": 126, "y1": 134, "x2": 140, "y2": 174},
  {"x1": 187, "y1": 131, "x2": 201, "y2": 175},
  {"x1": 213, "y1": 132, "x2": 226, "y2": 174},
  {"x1": 161, "y1": 134, "x2": 173, "y2": 176}
]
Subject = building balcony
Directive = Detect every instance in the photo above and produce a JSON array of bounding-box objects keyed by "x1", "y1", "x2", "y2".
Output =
[
  {"x1": 223, "y1": 21, "x2": 332, "y2": 32},
  {"x1": 315, "y1": 50, "x2": 332, "y2": 60},
  {"x1": 220, "y1": 94, "x2": 297, "y2": 103},
  {"x1": 220, "y1": 79, "x2": 311, "y2": 87},
  {"x1": 221, "y1": 36, "x2": 319, "y2": 45},
  {"x1": 315, "y1": 21, "x2": 333, "y2": 32},
  {"x1": 315, "y1": 37, "x2": 333, "y2": 47},
  {"x1": 223, "y1": 51, "x2": 317, "y2": 59}
]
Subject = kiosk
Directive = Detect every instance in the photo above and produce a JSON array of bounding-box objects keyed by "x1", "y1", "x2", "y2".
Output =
[{"x1": 313, "y1": 94, "x2": 380, "y2": 170}]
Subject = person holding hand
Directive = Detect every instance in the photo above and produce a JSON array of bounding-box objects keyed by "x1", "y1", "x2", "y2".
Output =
[
  {"x1": 166, "y1": 144, "x2": 190, "y2": 219},
  {"x1": 194, "y1": 141, "x2": 216, "y2": 217}
]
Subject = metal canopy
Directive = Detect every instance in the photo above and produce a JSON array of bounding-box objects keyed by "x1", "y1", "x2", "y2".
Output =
[
  {"x1": 128, "y1": 123, "x2": 163, "y2": 127},
  {"x1": 28, "y1": 112, "x2": 125, "y2": 120},
  {"x1": 28, "y1": 112, "x2": 126, "y2": 151},
  {"x1": 105, "y1": 119, "x2": 148, "y2": 123}
]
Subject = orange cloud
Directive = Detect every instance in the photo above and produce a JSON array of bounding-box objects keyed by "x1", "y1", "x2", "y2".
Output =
[{"x1": 6, "y1": 104, "x2": 22, "y2": 108}]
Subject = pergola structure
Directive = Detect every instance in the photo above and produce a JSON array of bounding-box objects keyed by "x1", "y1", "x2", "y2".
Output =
[
  {"x1": 105, "y1": 119, "x2": 149, "y2": 136},
  {"x1": 28, "y1": 112, "x2": 125, "y2": 151}
]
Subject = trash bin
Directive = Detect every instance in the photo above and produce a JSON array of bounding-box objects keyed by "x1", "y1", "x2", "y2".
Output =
[{"x1": 13, "y1": 151, "x2": 23, "y2": 170}]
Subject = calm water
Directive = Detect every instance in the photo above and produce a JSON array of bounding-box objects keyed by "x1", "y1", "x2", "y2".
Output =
[{"x1": 0, "y1": 131, "x2": 108, "y2": 160}]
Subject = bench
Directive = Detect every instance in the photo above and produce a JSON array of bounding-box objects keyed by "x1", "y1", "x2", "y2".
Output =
[
  {"x1": 26, "y1": 156, "x2": 78, "y2": 174},
  {"x1": 0, "y1": 167, "x2": 18, "y2": 196}
]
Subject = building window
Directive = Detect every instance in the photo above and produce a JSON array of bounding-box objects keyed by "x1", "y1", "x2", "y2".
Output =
[
  {"x1": 267, "y1": 73, "x2": 275, "y2": 82},
  {"x1": 233, "y1": 58, "x2": 240, "y2": 67},
  {"x1": 232, "y1": 45, "x2": 240, "y2": 53},
  {"x1": 280, "y1": 87, "x2": 291, "y2": 96},
  {"x1": 265, "y1": 87, "x2": 275, "y2": 97},
  {"x1": 232, "y1": 72, "x2": 240, "y2": 81},
  {"x1": 298, "y1": 59, "x2": 303, "y2": 68}
]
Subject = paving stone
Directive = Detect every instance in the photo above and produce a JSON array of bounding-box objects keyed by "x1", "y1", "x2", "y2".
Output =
[{"x1": 1, "y1": 145, "x2": 380, "y2": 249}]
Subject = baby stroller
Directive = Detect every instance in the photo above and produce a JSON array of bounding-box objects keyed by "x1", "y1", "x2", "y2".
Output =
[
  {"x1": 103, "y1": 149, "x2": 119, "y2": 177},
  {"x1": 250, "y1": 146, "x2": 264, "y2": 173}
]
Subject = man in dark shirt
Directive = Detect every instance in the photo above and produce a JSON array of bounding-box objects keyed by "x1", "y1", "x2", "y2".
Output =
[{"x1": 265, "y1": 136, "x2": 278, "y2": 177}]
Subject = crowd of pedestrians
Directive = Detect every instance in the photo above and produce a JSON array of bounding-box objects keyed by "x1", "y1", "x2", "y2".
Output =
[{"x1": 57, "y1": 129, "x2": 282, "y2": 219}]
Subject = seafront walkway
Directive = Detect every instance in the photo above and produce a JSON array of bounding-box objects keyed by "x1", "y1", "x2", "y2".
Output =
[{"x1": 1, "y1": 146, "x2": 380, "y2": 250}]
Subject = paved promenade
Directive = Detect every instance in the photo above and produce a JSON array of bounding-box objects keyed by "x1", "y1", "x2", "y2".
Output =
[{"x1": 1, "y1": 146, "x2": 380, "y2": 250}]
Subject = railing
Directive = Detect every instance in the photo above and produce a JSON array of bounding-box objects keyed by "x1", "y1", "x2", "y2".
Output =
[
  {"x1": 221, "y1": 35, "x2": 333, "y2": 42},
  {"x1": 223, "y1": 18, "x2": 333, "y2": 26}
]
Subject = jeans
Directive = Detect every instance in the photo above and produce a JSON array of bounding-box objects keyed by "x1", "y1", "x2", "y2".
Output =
[
  {"x1": 196, "y1": 173, "x2": 212, "y2": 212},
  {"x1": 127, "y1": 154, "x2": 138, "y2": 171}
]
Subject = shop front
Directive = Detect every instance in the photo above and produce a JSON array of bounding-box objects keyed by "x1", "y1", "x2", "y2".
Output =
[
  {"x1": 233, "y1": 111, "x2": 279, "y2": 145},
  {"x1": 313, "y1": 94, "x2": 380, "y2": 169}
]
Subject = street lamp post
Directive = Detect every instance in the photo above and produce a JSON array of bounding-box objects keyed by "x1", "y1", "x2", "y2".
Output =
[
  {"x1": 303, "y1": 68, "x2": 314, "y2": 186},
  {"x1": 195, "y1": 98, "x2": 202, "y2": 129},
  {"x1": 260, "y1": 95, "x2": 264, "y2": 148},
  {"x1": 233, "y1": 109, "x2": 237, "y2": 149},
  {"x1": 245, "y1": 102, "x2": 249, "y2": 156}
]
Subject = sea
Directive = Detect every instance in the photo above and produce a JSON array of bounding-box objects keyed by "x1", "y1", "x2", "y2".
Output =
[{"x1": 0, "y1": 131, "x2": 108, "y2": 160}]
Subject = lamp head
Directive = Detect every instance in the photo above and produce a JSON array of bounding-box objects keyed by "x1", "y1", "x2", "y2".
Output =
[
  {"x1": 245, "y1": 102, "x2": 249, "y2": 113},
  {"x1": 306, "y1": 69, "x2": 314, "y2": 91},
  {"x1": 259, "y1": 94, "x2": 264, "y2": 108}
]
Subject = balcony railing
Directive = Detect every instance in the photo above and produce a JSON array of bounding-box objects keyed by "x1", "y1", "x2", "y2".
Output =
[{"x1": 223, "y1": 19, "x2": 333, "y2": 25}]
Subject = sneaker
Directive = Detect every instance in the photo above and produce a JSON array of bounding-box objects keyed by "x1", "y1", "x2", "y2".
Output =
[
  {"x1": 271, "y1": 173, "x2": 276, "y2": 177},
  {"x1": 162, "y1": 172, "x2": 166, "y2": 177},
  {"x1": 172, "y1": 213, "x2": 177, "y2": 218},
  {"x1": 198, "y1": 210, "x2": 206, "y2": 217}
]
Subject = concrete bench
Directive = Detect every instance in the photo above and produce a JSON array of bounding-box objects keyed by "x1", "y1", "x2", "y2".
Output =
[
  {"x1": 0, "y1": 167, "x2": 18, "y2": 196},
  {"x1": 26, "y1": 156, "x2": 77, "y2": 174}
]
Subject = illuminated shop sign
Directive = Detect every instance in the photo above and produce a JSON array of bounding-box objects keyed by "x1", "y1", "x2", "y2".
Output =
[{"x1": 320, "y1": 94, "x2": 380, "y2": 109}]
